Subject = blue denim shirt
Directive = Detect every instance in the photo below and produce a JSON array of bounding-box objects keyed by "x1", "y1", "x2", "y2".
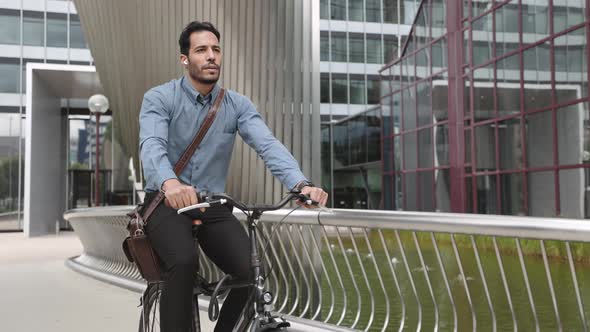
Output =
[{"x1": 139, "y1": 76, "x2": 308, "y2": 193}]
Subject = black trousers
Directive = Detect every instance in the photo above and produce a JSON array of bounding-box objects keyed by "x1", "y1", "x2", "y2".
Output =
[{"x1": 144, "y1": 192, "x2": 251, "y2": 332}]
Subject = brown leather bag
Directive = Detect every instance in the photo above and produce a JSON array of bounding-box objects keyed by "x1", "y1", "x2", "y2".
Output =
[{"x1": 123, "y1": 88, "x2": 226, "y2": 282}]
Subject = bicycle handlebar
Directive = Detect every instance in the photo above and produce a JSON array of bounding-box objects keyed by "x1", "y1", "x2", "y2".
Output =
[{"x1": 177, "y1": 191, "x2": 318, "y2": 215}]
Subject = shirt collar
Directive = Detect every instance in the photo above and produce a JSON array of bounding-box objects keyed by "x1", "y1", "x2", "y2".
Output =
[{"x1": 181, "y1": 75, "x2": 221, "y2": 106}]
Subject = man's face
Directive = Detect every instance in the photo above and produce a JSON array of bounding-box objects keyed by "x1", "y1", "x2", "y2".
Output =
[{"x1": 184, "y1": 30, "x2": 222, "y2": 85}]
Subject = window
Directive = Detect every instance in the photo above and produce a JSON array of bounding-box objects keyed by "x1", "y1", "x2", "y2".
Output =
[
  {"x1": 366, "y1": 34, "x2": 383, "y2": 64},
  {"x1": 0, "y1": 58, "x2": 20, "y2": 93},
  {"x1": 320, "y1": 32, "x2": 329, "y2": 61},
  {"x1": 22, "y1": 58, "x2": 43, "y2": 91},
  {"x1": 383, "y1": 34, "x2": 398, "y2": 64},
  {"x1": 23, "y1": 11, "x2": 44, "y2": 46},
  {"x1": 348, "y1": 0, "x2": 364, "y2": 21},
  {"x1": 47, "y1": 13, "x2": 67, "y2": 47},
  {"x1": 320, "y1": 0, "x2": 329, "y2": 19},
  {"x1": 367, "y1": 77, "x2": 381, "y2": 104},
  {"x1": 70, "y1": 14, "x2": 87, "y2": 48},
  {"x1": 366, "y1": 0, "x2": 381, "y2": 22},
  {"x1": 331, "y1": 0, "x2": 346, "y2": 20},
  {"x1": 350, "y1": 75, "x2": 366, "y2": 104},
  {"x1": 349, "y1": 33, "x2": 365, "y2": 63},
  {"x1": 331, "y1": 31, "x2": 347, "y2": 62},
  {"x1": 0, "y1": 9, "x2": 20, "y2": 45},
  {"x1": 384, "y1": 0, "x2": 399, "y2": 24},
  {"x1": 332, "y1": 74, "x2": 348, "y2": 103},
  {"x1": 321, "y1": 74, "x2": 330, "y2": 103}
]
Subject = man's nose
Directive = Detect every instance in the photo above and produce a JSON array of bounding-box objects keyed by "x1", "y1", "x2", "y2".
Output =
[{"x1": 206, "y1": 48, "x2": 215, "y2": 61}]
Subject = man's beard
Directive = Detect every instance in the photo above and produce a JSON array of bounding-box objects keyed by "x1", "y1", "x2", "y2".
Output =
[{"x1": 188, "y1": 65, "x2": 219, "y2": 85}]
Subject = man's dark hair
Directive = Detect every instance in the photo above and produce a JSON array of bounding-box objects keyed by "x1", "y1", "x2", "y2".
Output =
[{"x1": 179, "y1": 21, "x2": 221, "y2": 56}]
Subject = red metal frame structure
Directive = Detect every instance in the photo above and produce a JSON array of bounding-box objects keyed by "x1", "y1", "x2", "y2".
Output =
[{"x1": 380, "y1": 0, "x2": 590, "y2": 217}]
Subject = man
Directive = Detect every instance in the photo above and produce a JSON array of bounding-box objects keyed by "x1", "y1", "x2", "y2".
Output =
[{"x1": 139, "y1": 21, "x2": 328, "y2": 331}]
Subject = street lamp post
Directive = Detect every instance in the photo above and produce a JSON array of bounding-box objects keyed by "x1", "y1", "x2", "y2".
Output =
[{"x1": 88, "y1": 94, "x2": 109, "y2": 206}]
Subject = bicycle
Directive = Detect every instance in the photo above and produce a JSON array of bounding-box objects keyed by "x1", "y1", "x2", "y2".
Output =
[{"x1": 138, "y1": 190, "x2": 319, "y2": 332}]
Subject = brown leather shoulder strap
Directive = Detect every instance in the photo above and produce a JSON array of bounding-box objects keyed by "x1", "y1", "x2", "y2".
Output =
[{"x1": 142, "y1": 88, "x2": 226, "y2": 222}]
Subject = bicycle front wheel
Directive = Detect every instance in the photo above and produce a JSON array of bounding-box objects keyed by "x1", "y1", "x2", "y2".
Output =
[{"x1": 138, "y1": 283, "x2": 201, "y2": 332}]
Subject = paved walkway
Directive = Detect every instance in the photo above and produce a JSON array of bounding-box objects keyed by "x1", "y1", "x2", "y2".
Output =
[{"x1": 0, "y1": 231, "x2": 215, "y2": 332}]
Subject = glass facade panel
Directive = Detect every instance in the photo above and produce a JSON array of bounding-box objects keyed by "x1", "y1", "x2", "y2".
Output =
[
  {"x1": 403, "y1": 132, "x2": 417, "y2": 169},
  {"x1": 522, "y1": 1, "x2": 550, "y2": 45},
  {"x1": 0, "y1": 58, "x2": 19, "y2": 93},
  {"x1": 473, "y1": 64, "x2": 494, "y2": 121},
  {"x1": 383, "y1": 0, "x2": 399, "y2": 24},
  {"x1": 384, "y1": 138, "x2": 393, "y2": 171},
  {"x1": 321, "y1": 74, "x2": 330, "y2": 103},
  {"x1": 476, "y1": 175, "x2": 498, "y2": 214},
  {"x1": 349, "y1": 115, "x2": 366, "y2": 164},
  {"x1": 0, "y1": 113, "x2": 23, "y2": 218},
  {"x1": 417, "y1": 80, "x2": 432, "y2": 127},
  {"x1": 418, "y1": 128, "x2": 433, "y2": 168},
  {"x1": 349, "y1": 33, "x2": 365, "y2": 63},
  {"x1": 474, "y1": 124, "x2": 496, "y2": 171},
  {"x1": 348, "y1": 0, "x2": 364, "y2": 21},
  {"x1": 435, "y1": 124, "x2": 449, "y2": 166},
  {"x1": 556, "y1": 102, "x2": 589, "y2": 166},
  {"x1": 367, "y1": 77, "x2": 380, "y2": 104},
  {"x1": 500, "y1": 173, "x2": 525, "y2": 215},
  {"x1": 435, "y1": 169, "x2": 451, "y2": 212},
  {"x1": 404, "y1": 172, "x2": 417, "y2": 210},
  {"x1": 402, "y1": 87, "x2": 416, "y2": 130},
  {"x1": 23, "y1": 11, "x2": 44, "y2": 46},
  {"x1": 559, "y1": 168, "x2": 590, "y2": 218},
  {"x1": 497, "y1": 54, "x2": 521, "y2": 116},
  {"x1": 495, "y1": 2, "x2": 519, "y2": 34},
  {"x1": 320, "y1": 32, "x2": 329, "y2": 61},
  {"x1": 332, "y1": 74, "x2": 348, "y2": 103},
  {"x1": 47, "y1": 12, "x2": 67, "y2": 47},
  {"x1": 331, "y1": 31, "x2": 347, "y2": 62},
  {"x1": 366, "y1": 0, "x2": 381, "y2": 22},
  {"x1": 394, "y1": 135, "x2": 401, "y2": 171},
  {"x1": 320, "y1": 0, "x2": 329, "y2": 19},
  {"x1": 498, "y1": 117, "x2": 523, "y2": 170},
  {"x1": 330, "y1": 0, "x2": 346, "y2": 20},
  {"x1": 69, "y1": 14, "x2": 86, "y2": 48},
  {"x1": 366, "y1": 34, "x2": 382, "y2": 64},
  {"x1": 431, "y1": 0, "x2": 445, "y2": 33},
  {"x1": 0, "y1": 9, "x2": 20, "y2": 45},
  {"x1": 383, "y1": 34, "x2": 398, "y2": 64},
  {"x1": 419, "y1": 171, "x2": 435, "y2": 211},
  {"x1": 367, "y1": 110, "x2": 381, "y2": 162},
  {"x1": 333, "y1": 122, "x2": 349, "y2": 166},
  {"x1": 432, "y1": 37, "x2": 447, "y2": 69},
  {"x1": 22, "y1": 58, "x2": 43, "y2": 92},
  {"x1": 554, "y1": 27, "x2": 588, "y2": 104},
  {"x1": 528, "y1": 171, "x2": 556, "y2": 216},
  {"x1": 349, "y1": 75, "x2": 366, "y2": 104},
  {"x1": 526, "y1": 111, "x2": 554, "y2": 168},
  {"x1": 554, "y1": 0, "x2": 586, "y2": 34}
]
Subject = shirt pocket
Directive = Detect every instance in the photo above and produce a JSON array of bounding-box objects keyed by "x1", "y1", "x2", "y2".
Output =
[{"x1": 222, "y1": 108, "x2": 238, "y2": 134}]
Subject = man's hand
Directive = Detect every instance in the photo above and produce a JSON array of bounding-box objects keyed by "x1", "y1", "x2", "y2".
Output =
[
  {"x1": 161, "y1": 179, "x2": 205, "y2": 223},
  {"x1": 298, "y1": 186, "x2": 328, "y2": 208}
]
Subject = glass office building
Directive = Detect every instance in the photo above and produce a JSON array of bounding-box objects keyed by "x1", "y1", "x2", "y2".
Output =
[
  {"x1": 0, "y1": 0, "x2": 99, "y2": 230},
  {"x1": 320, "y1": 0, "x2": 421, "y2": 208},
  {"x1": 381, "y1": 0, "x2": 589, "y2": 218}
]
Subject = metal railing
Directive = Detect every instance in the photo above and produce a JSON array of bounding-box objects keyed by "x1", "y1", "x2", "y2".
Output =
[{"x1": 64, "y1": 207, "x2": 590, "y2": 331}]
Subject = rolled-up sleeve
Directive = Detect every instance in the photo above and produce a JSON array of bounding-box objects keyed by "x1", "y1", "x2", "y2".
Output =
[
  {"x1": 236, "y1": 97, "x2": 308, "y2": 190},
  {"x1": 139, "y1": 89, "x2": 177, "y2": 191}
]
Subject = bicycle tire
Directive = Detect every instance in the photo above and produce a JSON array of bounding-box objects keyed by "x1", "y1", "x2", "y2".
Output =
[{"x1": 138, "y1": 283, "x2": 201, "y2": 332}]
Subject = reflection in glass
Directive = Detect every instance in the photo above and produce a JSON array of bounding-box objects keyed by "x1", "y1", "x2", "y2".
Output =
[
  {"x1": 500, "y1": 173, "x2": 525, "y2": 215},
  {"x1": 554, "y1": 27, "x2": 587, "y2": 104},
  {"x1": 384, "y1": 138, "x2": 393, "y2": 172},
  {"x1": 522, "y1": 1, "x2": 550, "y2": 45},
  {"x1": 348, "y1": 0, "x2": 364, "y2": 21},
  {"x1": 367, "y1": 111, "x2": 381, "y2": 162},
  {"x1": 528, "y1": 171, "x2": 555, "y2": 217},
  {"x1": 559, "y1": 168, "x2": 588, "y2": 218},
  {"x1": 333, "y1": 122, "x2": 349, "y2": 166},
  {"x1": 0, "y1": 9, "x2": 20, "y2": 45},
  {"x1": 435, "y1": 169, "x2": 450, "y2": 212},
  {"x1": 320, "y1": 32, "x2": 329, "y2": 61},
  {"x1": 402, "y1": 87, "x2": 416, "y2": 130},
  {"x1": 435, "y1": 125, "x2": 449, "y2": 166},
  {"x1": 419, "y1": 171, "x2": 435, "y2": 211},
  {"x1": 498, "y1": 117, "x2": 523, "y2": 170},
  {"x1": 23, "y1": 11, "x2": 44, "y2": 46},
  {"x1": 349, "y1": 115, "x2": 366, "y2": 165},
  {"x1": 473, "y1": 64, "x2": 494, "y2": 121},
  {"x1": 526, "y1": 111, "x2": 554, "y2": 168},
  {"x1": 384, "y1": 0, "x2": 400, "y2": 24},
  {"x1": 394, "y1": 135, "x2": 401, "y2": 171},
  {"x1": 367, "y1": 77, "x2": 380, "y2": 104},
  {"x1": 404, "y1": 172, "x2": 417, "y2": 210},
  {"x1": 403, "y1": 132, "x2": 417, "y2": 170},
  {"x1": 474, "y1": 124, "x2": 496, "y2": 171},
  {"x1": 383, "y1": 34, "x2": 398, "y2": 64},
  {"x1": 556, "y1": 102, "x2": 588, "y2": 166},
  {"x1": 0, "y1": 114, "x2": 23, "y2": 220},
  {"x1": 321, "y1": 74, "x2": 330, "y2": 103},
  {"x1": 476, "y1": 175, "x2": 498, "y2": 214},
  {"x1": 366, "y1": 0, "x2": 381, "y2": 22},
  {"x1": 554, "y1": 0, "x2": 586, "y2": 34},
  {"x1": 416, "y1": 80, "x2": 432, "y2": 127},
  {"x1": 418, "y1": 128, "x2": 433, "y2": 169}
]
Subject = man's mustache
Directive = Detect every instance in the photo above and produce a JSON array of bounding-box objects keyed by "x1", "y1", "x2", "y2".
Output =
[{"x1": 202, "y1": 63, "x2": 220, "y2": 70}]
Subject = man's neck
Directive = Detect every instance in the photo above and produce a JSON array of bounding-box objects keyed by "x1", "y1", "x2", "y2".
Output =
[{"x1": 187, "y1": 75, "x2": 215, "y2": 96}]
